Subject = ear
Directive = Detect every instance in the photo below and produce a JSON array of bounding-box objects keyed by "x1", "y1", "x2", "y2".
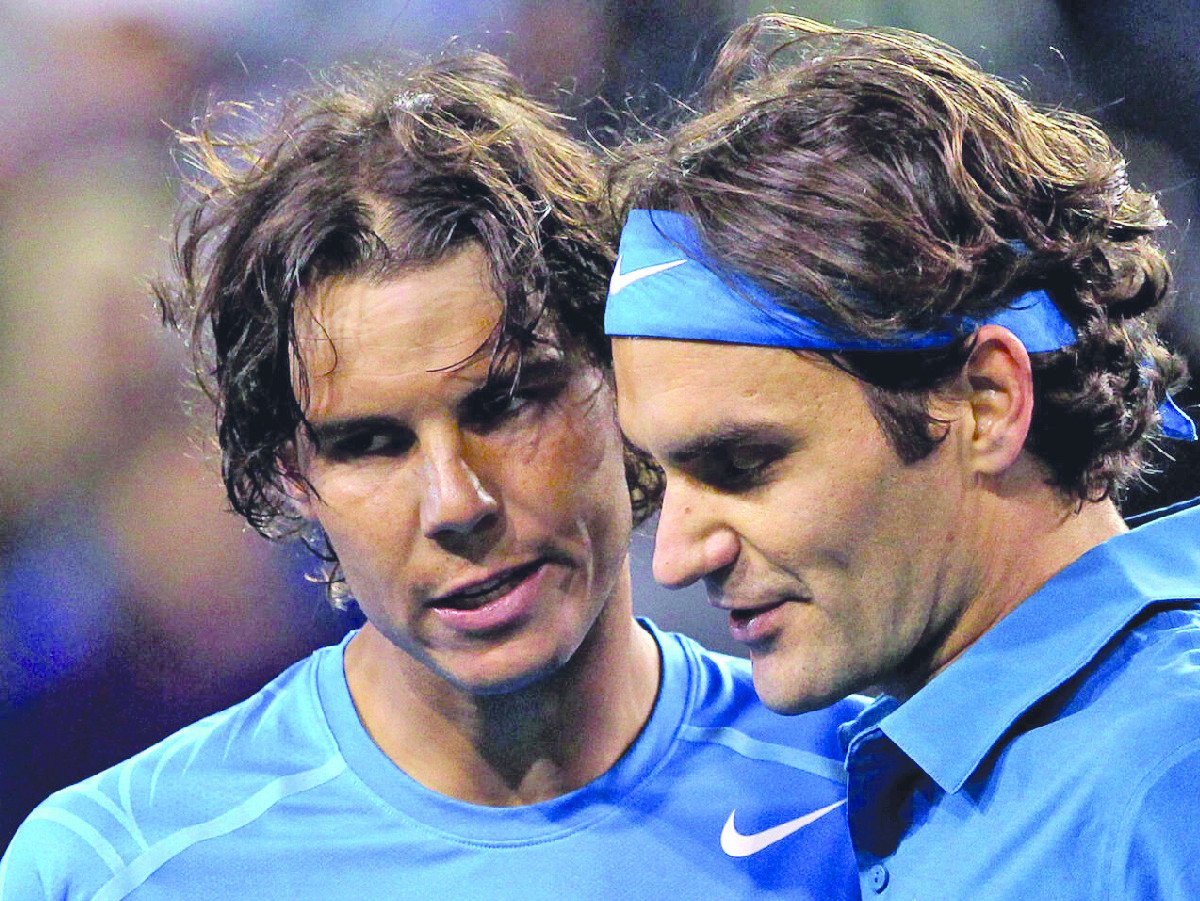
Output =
[{"x1": 959, "y1": 324, "x2": 1035, "y2": 476}]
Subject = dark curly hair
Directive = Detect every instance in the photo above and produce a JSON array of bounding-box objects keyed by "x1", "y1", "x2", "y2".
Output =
[
  {"x1": 157, "y1": 52, "x2": 663, "y2": 601},
  {"x1": 611, "y1": 15, "x2": 1188, "y2": 501}
]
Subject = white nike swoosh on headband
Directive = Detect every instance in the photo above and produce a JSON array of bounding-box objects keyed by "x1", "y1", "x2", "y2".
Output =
[
  {"x1": 719, "y1": 798, "x2": 847, "y2": 858},
  {"x1": 608, "y1": 254, "x2": 687, "y2": 296}
]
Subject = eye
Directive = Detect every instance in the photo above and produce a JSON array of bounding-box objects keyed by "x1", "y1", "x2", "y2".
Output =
[
  {"x1": 693, "y1": 443, "x2": 783, "y2": 493},
  {"x1": 464, "y1": 373, "x2": 568, "y2": 433},
  {"x1": 319, "y1": 426, "x2": 414, "y2": 461},
  {"x1": 468, "y1": 389, "x2": 530, "y2": 426}
]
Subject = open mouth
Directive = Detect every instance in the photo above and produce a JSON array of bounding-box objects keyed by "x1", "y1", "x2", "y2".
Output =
[
  {"x1": 726, "y1": 598, "x2": 792, "y2": 644},
  {"x1": 429, "y1": 560, "x2": 544, "y2": 611},
  {"x1": 728, "y1": 601, "x2": 785, "y2": 625}
]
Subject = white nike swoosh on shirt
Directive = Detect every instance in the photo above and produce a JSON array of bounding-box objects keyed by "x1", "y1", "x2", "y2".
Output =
[
  {"x1": 608, "y1": 254, "x2": 686, "y2": 295},
  {"x1": 720, "y1": 798, "x2": 847, "y2": 858}
]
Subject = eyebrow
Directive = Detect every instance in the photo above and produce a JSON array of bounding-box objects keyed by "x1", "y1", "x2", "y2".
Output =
[
  {"x1": 307, "y1": 415, "x2": 406, "y2": 450},
  {"x1": 480, "y1": 357, "x2": 570, "y2": 388},
  {"x1": 658, "y1": 422, "x2": 795, "y2": 467},
  {"x1": 459, "y1": 356, "x2": 573, "y2": 404},
  {"x1": 305, "y1": 358, "x2": 575, "y2": 446}
]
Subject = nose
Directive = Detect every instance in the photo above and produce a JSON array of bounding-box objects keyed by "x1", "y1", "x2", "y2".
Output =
[
  {"x1": 651, "y1": 478, "x2": 738, "y2": 589},
  {"x1": 419, "y1": 442, "x2": 500, "y2": 540}
]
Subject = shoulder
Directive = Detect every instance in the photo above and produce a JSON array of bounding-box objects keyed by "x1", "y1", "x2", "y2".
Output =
[
  {"x1": 0, "y1": 648, "x2": 343, "y2": 900},
  {"x1": 638, "y1": 627, "x2": 861, "y2": 891},
  {"x1": 1045, "y1": 606, "x2": 1200, "y2": 898},
  {"x1": 1031, "y1": 607, "x2": 1200, "y2": 792},
  {"x1": 1102, "y1": 724, "x2": 1200, "y2": 899},
  {"x1": 1078, "y1": 606, "x2": 1200, "y2": 743}
]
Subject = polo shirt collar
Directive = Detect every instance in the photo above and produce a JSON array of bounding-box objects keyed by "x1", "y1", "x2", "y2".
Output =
[{"x1": 869, "y1": 497, "x2": 1200, "y2": 794}]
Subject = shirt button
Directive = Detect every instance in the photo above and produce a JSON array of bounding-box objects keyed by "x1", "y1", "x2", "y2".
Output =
[{"x1": 867, "y1": 863, "x2": 890, "y2": 893}]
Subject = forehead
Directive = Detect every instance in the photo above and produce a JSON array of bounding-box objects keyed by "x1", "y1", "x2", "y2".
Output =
[
  {"x1": 612, "y1": 337, "x2": 868, "y2": 447},
  {"x1": 292, "y1": 246, "x2": 508, "y2": 420},
  {"x1": 295, "y1": 245, "x2": 500, "y2": 381}
]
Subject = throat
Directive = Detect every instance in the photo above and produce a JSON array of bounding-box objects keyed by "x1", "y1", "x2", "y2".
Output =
[
  {"x1": 471, "y1": 621, "x2": 663, "y2": 805},
  {"x1": 470, "y1": 689, "x2": 598, "y2": 804},
  {"x1": 345, "y1": 614, "x2": 661, "y2": 807}
]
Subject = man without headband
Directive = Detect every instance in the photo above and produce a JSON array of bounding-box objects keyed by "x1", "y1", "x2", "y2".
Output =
[
  {"x1": 609, "y1": 16, "x2": 1200, "y2": 899},
  {"x1": 1, "y1": 52, "x2": 865, "y2": 898}
]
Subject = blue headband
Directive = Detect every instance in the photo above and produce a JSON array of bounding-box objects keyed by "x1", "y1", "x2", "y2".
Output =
[{"x1": 605, "y1": 209, "x2": 1196, "y2": 440}]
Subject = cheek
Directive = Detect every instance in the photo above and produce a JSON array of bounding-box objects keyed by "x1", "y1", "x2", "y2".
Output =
[
  {"x1": 540, "y1": 439, "x2": 627, "y2": 531},
  {"x1": 512, "y1": 415, "x2": 632, "y2": 560},
  {"x1": 307, "y1": 471, "x2": 419, "y2": 574},
  {"x1": 750, "y1": 453, "x2": 900, "y2": 572},
  {"x1": 767, "y1": 467, "x2": 870, "y2": 541},
  {"x1": 519, "y1": 391, "x2": 627, "y2": 504}
]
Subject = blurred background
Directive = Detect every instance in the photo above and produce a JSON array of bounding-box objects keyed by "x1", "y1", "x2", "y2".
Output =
[{"x1": 2, "y1": 0, "x2": 1198, "y2": 849}]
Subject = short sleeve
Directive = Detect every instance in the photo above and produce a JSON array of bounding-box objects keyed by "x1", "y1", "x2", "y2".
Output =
[
  {"x1": 0, "y1": 801, "x2": 125, "y2": 901},
  {"x1": 1108, "y1": 736, "x2": 1200, "y2": 900}
]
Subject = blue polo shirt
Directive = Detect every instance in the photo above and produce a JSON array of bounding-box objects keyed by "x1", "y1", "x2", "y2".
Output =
[{"x1": 842, "y1": 497, "x2": 1200, "y2": 900}]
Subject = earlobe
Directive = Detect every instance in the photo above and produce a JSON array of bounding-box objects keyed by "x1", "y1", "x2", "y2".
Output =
[{"x1": 962, "y1": 325, "x2": 1035, "y2": 476}]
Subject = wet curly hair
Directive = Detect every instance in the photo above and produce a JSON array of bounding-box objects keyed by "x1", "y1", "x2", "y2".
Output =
[
  {"x1": 157, "y1": 51, "x2": 663, "y2": 601},
  {"x1": 612, "y1": 15, "x2": 1188, "y2": 502}
]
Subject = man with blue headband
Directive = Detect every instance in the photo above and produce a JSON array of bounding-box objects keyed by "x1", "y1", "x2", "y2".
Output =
[{"x1": 609, "y1": 15, "x2": 1200, "y2": 900}]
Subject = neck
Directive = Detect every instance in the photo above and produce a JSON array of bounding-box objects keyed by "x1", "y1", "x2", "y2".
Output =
[
  {"x1": 344, "y1": 565, "x2": 661, "y2": 806},
  {"x1": 893, "y1": 466, "x2": 1127, "y2": 700}
]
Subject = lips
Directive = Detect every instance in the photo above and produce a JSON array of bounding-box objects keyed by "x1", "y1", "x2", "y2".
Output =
[
  {"x1": 429, "y1": 560, "x2": 544, "y2": 610},
  {"x1": 426, "y1": 560, "x2": 549, "y2": 634},
  {"x1": 723, "y1": 599, "x2": 790, "y2": 645},
  {"x1": 728, "y1": 601, "x2": 785, "y2": 623}
]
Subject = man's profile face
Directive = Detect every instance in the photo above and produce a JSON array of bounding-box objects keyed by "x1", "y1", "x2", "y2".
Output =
[
  {"x1": 613, "y1": 337, "x2": 976, "y2": 711},
  {"x1": 291, "y1": 245, "x2": 634, "y2": 695}
]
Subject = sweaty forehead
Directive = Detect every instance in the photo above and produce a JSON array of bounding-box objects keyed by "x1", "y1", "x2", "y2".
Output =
[{"x1": 297, "y1": 254, "x2": 500, "y2": 372}]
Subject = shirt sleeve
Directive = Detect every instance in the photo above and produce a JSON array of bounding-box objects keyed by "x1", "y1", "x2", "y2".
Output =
[
  {"x1": 0, "y1": 803, "x2": 123, "y2": 901},
  {"x1": 1108, "y1": 736, "x2": 1200, "y2": 900}
]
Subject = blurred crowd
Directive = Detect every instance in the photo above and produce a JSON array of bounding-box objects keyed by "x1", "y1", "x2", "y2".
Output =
[{"x1": 2, "y1": 0, "x2": 1198, "y2": 849}]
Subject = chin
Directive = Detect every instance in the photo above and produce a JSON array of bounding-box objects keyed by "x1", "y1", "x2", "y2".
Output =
[
  {"x1": 749, "y1": 657, "x2": 843, "y2": 715},
  {"x1": 442, "y1": 648, "x2": 568, "y2": 698},
  {"x1": 753, "y1": 684, "x2": 818, "y2": 715}
]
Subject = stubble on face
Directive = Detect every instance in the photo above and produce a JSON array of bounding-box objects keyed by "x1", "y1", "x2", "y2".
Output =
[
  {"x1": 614, "y1": 337, "x2": 978, "y2": 712},
  {"x1": 290, "y1": 247, "x2": 637, "y2": 699}
]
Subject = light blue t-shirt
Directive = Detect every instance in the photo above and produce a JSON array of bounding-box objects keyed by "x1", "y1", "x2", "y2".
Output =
[
  {"x1": 843, "y1": 497, "x2": 1200, "y2": 900},
  {"x1": 2, "y1": 620, "x2": 864, "y2": 899}
]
